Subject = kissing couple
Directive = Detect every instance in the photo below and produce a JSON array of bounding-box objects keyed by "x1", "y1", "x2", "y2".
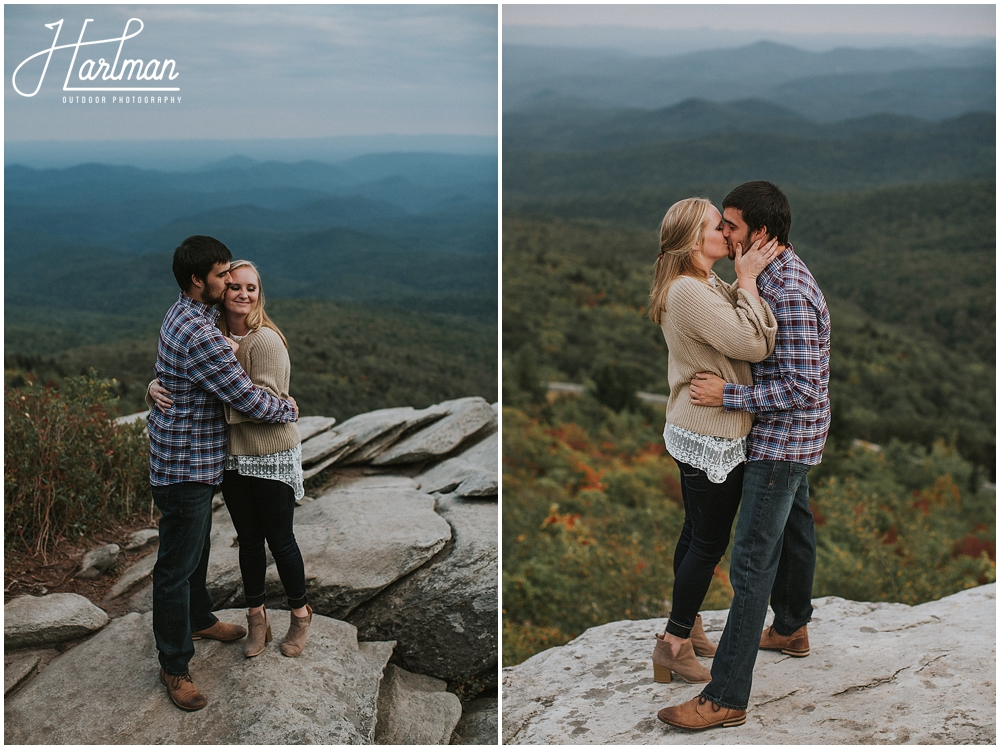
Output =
[{"x1": 646, "y1": 180, "x2": 831, "y2": 729}]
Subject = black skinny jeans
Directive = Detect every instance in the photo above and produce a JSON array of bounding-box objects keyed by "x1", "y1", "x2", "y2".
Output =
[
  {"x1": 666, "y1": 459, "x2": 744, "y2": 638},
  {"x1": 222, "y1": 470, "x2": 308, "y2": 610}
]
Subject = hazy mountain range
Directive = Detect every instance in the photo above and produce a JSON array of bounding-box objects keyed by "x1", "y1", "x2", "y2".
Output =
[
  {"x1": 5, "y1": 152, "x2": 498, "y2": 355},
  {"x1": 4, "y1": 134, "x2": 499, "y2": 172},
  {"x1": 503, "y1": 40, "x2": 994, "y2": 120},
  {"x1": 502, "y1": 22, "x2": 994, "y2": 57},
  {"x1": 6, "y1": 154, "x2": 496, "y2": 254}
]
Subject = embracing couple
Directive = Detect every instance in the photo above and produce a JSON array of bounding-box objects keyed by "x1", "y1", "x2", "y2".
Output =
[
  {"x1": 147, "y1": 236, "x2": 312, "y2": 711},
  {"x1": 648, "y1": 181, "x2": 831, "y2": 730}
]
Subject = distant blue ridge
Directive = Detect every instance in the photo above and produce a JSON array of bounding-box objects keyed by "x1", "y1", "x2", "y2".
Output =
[{"x1": 3, "y1": 134, "x2": 498, "y2": 171}]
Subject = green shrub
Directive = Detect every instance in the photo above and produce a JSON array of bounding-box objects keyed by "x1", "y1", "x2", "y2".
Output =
[
  {"x1": 502, "y1": 618, "x2": 573, "y2": 668},
  {"x1": 811, "y1": 440, "x2": 995, "y2": 605},
  {"x1": 4, "y1": 372, "x2": 150, "y2": 557}
]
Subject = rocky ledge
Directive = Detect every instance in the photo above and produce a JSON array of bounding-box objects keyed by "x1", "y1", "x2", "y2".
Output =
[
  {"x1": 5, "y1": 396, "x2": 498, "y2": 745},
  {"x1": 502, "y1": 584, "x2": 996, "y2": 745}
]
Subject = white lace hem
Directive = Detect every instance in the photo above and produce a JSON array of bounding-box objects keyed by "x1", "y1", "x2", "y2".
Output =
[
  {"x1": 225, "y1": 443, "x2": 304, "y2": 500},
  {"x1": 663, "y1": 423, "x2": 746, "y2": 484}
]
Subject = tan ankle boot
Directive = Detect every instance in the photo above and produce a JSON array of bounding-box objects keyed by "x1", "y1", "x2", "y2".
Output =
[
  {"x1": 652, "y1": 634, "x2": 712, "y2": 683},
  {"x1": 658, "y1": 695, "x2": 746, "y2": 730},
  {"x1": 760, "y1": 623, "x2": 810, "y2": 656},
  {"x1": 280, "y1": 604, "x2": 312, "y2": 657},
  {"x1": 159, "y1": 668, "x2": 207, "y2": 711},
  {"x1": 691, "y1": 614, "x2": 717, "y2": 657},
  {"x1": 244, "y1": 608, "x2": 272, "y2": 657}
]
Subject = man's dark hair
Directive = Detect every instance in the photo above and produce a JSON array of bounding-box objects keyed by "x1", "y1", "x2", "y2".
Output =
[
  {"x1": 172, "y1": 235, "x2": 232, "y2": 292},
  {"x1": 722, "y1": 181, "x2": 791, "y2": 245}
]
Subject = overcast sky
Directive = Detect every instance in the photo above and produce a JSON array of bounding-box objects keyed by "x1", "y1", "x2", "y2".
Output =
[
  {"x1": 503, "y1": 4, "x2": 995, "y2": 53},
  {"x1": 5, "y1": 4, "x2": 498, "y2": 143}
]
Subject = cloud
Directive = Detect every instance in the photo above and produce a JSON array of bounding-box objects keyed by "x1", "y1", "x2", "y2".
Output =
[
  {"x1": 502, "y1": 4, "x2": 995, "y2": 37},
  {"x1": 5, "y1": 4, "x2": 498, "y2": 141}
]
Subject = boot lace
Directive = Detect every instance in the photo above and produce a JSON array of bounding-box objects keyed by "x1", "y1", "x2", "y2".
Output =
[
  {"x1": 698, "y1": 696, "x2": 722, "y2": 713},
  {"x1": 167, "y1": 672, "x2": 193, "y2": 689}
]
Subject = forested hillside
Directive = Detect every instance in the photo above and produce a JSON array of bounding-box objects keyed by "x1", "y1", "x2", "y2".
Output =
[
  {"x1": 504, "y1": 112, "x2": 992, "y2": 194},
  {"x1": 5, "y1": 152, "x2": 498, "y2": 417},
  {"x1": 9, "y1": 298, "x2": 496, "y2": 420},
  {"x1": 502, "y1": 40, "x2": 995, "y2": 665}
]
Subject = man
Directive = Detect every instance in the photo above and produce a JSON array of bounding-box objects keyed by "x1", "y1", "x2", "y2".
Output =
[
  {"x1": 658, "y1": 181, "x2": 831, "y2": 730},
  {"x1": 148, "y1": 235, "x2": 298, "y2": 711}
]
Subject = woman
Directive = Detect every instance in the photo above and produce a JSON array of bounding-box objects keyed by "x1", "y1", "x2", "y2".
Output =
[
  {"x1": 647, "y1": 198, "x2": 777, "y2": 683},
  {"x1": 149, "y1": 259, "x2": 312, "y2": 658}
]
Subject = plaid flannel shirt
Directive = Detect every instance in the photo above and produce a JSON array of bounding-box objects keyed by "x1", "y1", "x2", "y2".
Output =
[
  {"x1": 722, "y1": 245, "x2": 831, "y2": 465},
  {"x1": 148, "y1": 293, "x2": 296, "y2": 486}
]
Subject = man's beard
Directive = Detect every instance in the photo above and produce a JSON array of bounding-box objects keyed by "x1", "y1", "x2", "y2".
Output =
[
  {"x1": 201, "y1": 283, "x2": 227, "y2": 306},
  {"x1": 727, "y1": 232, "x2": 751, "y2": 260}
]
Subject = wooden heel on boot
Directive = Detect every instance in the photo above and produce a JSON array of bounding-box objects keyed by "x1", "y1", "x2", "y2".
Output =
[
  {"x1": 244, "y1": 608, "x2": 271, "y2": 658},
  {"x1": 653, "y1": 663, "x2": 672, "y2": 683}
]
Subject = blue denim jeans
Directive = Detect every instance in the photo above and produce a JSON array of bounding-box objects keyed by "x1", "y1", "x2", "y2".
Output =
[
  {"x1": 701, "y1": 460, "x2": 816, "y2": 710},
  {"x1": 151, "y1": 482, "x2": 219, "y2": 675},
  {"x1": 222, "y1": 470, "x2": 308, "y2": 610},
  {"x1": 667, "y1": 460, "x2": 743, "y2": 638}
]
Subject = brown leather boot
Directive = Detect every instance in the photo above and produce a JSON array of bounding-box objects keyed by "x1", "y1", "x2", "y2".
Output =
[
  {"x1": 244, "y1": 608, "x2": 272, "y2": 657},
  {"x1": 690, "y1": 614, "x2": 716, "y2": 657},
  {"x1": 191, "y1": 619, "x2": 247, "y2": 642},
  {"x1": 760, "y1": 623, "x2": 810, "y2": 656},
  {"x1": 280, "y1": 604, "x2": 313, "y2": 657},
  {"x1": 657, "y1": 695, "x2": 746, "y2": 730},
  {"x1": 652, "y1": 634, "x2": 711, "y2": 684},
  {"x1": 159, "y1": 668, "x2": 207, "y2": 711}
]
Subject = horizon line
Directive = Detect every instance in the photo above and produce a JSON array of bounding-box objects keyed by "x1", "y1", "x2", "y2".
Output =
[{"x1": 5, "y1": 133, "x2": 498, "y2": 144}]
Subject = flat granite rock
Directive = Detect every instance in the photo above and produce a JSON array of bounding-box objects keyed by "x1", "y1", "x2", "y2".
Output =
[
  {"x1": 285, "y1": 482, "x2": 452, "y2": 618},
  {"x1": 127, "y1": 582, "x2": 154, "y2": 615},
  {"x1": 104, "y1": 552, "x2": 157, "y2": 601},
  {"x1": 502, "y1": 584, "x2": 997, "y2": 745},
  {"x1": 123, "y1": 528, "x2": 159, "y2": 551},
  {"x1": 334, "y1": 474, "x2": 421, "y2": 493},
  {"x1": 75, "y1": 543, "x2": 120, "y2": 579},
  {"x1": 4, "y1": 651, "x2": 42, "y2": 695},
  {"x1": 5, "y1": 593, "x2": 110, "y2": 649},
  {"x1": 301, "y1": 428, "x2": 354, "y2": 466},
  {"x1": 296, "y1": 415, "x2": 338, "y2": 442},
  {"x1": 4, "y1": 609, "x2": 395, "y2": 745},
  {"x1": 334, "y1": 404, "x2": 450, "y2": 465},
  {"x1": 203, "y1": 508, "x2": 246, "y2": 609},
  {"x1": 372, "y1": 398, "x2": 496, "y2": 466},
  {"x1": 452, "y1": 473, "x2": 498, "y2": 498},
  {"x1": 203, "y1": 477, "x2": 452, "y2": 618},
  {"x1": 350, "y1": 493, "x2": 497, "y2": 687},
  {"x1": 417, "y1": 432, "x2": 498, "y2": 497},
  {"x1": 374, "y1": 664, "x2": 462, "y2": 745},
  {"x1": 451, "y1": 697, "x2": 499, "y2": 745}
]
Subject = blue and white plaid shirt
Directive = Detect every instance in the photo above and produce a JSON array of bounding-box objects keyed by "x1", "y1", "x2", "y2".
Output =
[
  {"x1": 148, "y1": 293, "x2": 296, "y2": 486},
  {"x1": 723, "y1": 245, "x2": 831, "y2": 465}
]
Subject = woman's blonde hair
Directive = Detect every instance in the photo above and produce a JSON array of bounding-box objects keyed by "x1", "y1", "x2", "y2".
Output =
[
  {"x1": 648, "y1": 197, "x2": 713, "y2": 325},
  {"x1": 217, "y1": 259, "x2": 288, "y2": 348}
]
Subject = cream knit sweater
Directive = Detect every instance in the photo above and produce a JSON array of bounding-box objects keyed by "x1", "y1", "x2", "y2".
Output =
[
  {"x1": 222, "y1": 327, "x2": 300, "y2": 457},
  {"x1": 659, "y1": 273, "x2": 777, "y2": 439}
]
